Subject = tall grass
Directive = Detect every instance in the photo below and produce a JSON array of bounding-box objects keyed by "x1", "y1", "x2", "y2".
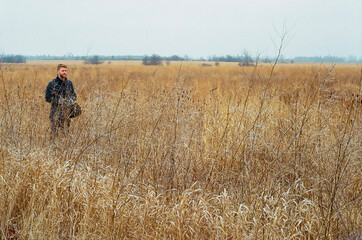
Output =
[{"x1": 0, "y1": 62, "x2": 361, "y2": 239}]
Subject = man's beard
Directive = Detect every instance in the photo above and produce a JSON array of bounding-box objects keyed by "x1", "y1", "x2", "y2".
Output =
[{"x1": 60, "y1": 73, "x2": 67, "y2": 79}]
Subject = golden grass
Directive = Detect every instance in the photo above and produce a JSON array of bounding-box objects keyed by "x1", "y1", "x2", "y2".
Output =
[{"x1": 0, "y1": 61, "x2": 361, "y2": 239}]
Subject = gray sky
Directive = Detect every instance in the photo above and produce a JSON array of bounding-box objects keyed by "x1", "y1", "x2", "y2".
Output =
[{"x1": 0, "y1": 0, "x2": 361, "y2": 58}]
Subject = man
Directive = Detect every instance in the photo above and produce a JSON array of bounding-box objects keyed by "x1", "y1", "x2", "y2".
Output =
[{"x1": 45, "y1": 64, "x2": 77, "y2": 137}]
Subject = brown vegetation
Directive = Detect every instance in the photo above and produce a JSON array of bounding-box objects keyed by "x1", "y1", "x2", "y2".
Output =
[{"x1": 0, "y1": 61, "x2": 361, "y2": 239}]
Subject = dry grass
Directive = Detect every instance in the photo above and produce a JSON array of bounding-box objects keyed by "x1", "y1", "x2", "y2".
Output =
[{"x1": 0, "y1": 61, "x2": 361, "y2": 239}]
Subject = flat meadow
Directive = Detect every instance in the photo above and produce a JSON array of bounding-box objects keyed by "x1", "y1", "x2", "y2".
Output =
[{"x1": 0, "y1": 60, "x2": 361, "y2": 239}]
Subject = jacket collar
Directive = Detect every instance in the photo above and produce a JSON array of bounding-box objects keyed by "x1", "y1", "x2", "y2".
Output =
[{"x1": 55, "y1": 75, "x2": 68, "y2": 83}]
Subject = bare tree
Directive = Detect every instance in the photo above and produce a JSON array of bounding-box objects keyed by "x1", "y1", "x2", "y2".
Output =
[
  {"x1": 84, "y1": 55, "x2": 104, "y2": 65},
  {"x1": 142, "y1": 54, "x2": 163, "y2": 66},
  {"x1": 238, "y1": 50, "x2": 254, "y2": 66}
]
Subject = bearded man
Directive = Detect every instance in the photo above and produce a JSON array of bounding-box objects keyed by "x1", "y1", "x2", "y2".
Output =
[{"x1": 45, "y1": 64, "x2": 77, "y2": 137}]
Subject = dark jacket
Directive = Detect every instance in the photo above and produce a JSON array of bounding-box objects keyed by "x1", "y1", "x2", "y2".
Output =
[{"x1": 45, "y1": 76, "x2": 77, "y2": 118}]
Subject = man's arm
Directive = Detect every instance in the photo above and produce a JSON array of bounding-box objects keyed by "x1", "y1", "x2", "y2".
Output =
[
  {"x1": 45, "y1": 82, "x2": 53, "y2": 103},
  {"x1": 69, "y1": 81, "x2": 77, "y2": 101},
  {"x1": 45, "y1": 81, "x2": 60, "y2": 104}
]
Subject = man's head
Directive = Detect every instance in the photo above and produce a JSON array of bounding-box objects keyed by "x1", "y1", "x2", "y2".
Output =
[{"x1": 57, "y1": 64, "x2": 67, "y2": 80}]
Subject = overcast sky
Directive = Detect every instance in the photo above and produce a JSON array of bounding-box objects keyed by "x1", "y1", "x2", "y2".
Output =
[{"x1": 0, "y1": 0, "x2": 361, "y2": 58}]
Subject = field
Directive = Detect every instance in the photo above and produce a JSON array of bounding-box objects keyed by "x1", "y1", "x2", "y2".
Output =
[{"x1": 0, "y1": 60, "x2": 361, "y2": 239}]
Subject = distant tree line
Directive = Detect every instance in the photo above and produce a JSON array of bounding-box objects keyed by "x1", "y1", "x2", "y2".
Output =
[
  {"x1": 164, "y1": 55, "x2": 185, "y2": 61},
  {"x1": 0, "y1": 55, "x2": 26, "y2": 63},
  {"x1": 210, "y1": 55, "x2": 243, "y2": 62},
  {"x1": 291, "y1": 56, "x2": 351, "y2": 63},
  {"x1": 2, "y1": 53, "x2": 361, "y2": 64},
  {"x1": 141, "y1": 54, "x2": 191, "y2": 65}
]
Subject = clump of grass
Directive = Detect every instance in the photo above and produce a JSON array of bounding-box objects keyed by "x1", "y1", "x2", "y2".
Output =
[{"x1": 0, "y1": 61, "x2": 360, "y2": 239}]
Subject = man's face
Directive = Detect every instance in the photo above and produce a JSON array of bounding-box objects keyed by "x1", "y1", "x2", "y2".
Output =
[{"x1": 57, "y1": 67, "x2": 67, "y2": 79}]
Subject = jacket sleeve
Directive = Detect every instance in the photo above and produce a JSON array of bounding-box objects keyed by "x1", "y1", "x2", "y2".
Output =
[
  {"x1": 45, "y1": 81, "x2": 60, "y2": 104},
  {"x1": 69, "y1": 81, "x2": 77, "y2": 101},
  {"x1": 45, "y1": 82, "x2": 53, "y2": 103}
]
